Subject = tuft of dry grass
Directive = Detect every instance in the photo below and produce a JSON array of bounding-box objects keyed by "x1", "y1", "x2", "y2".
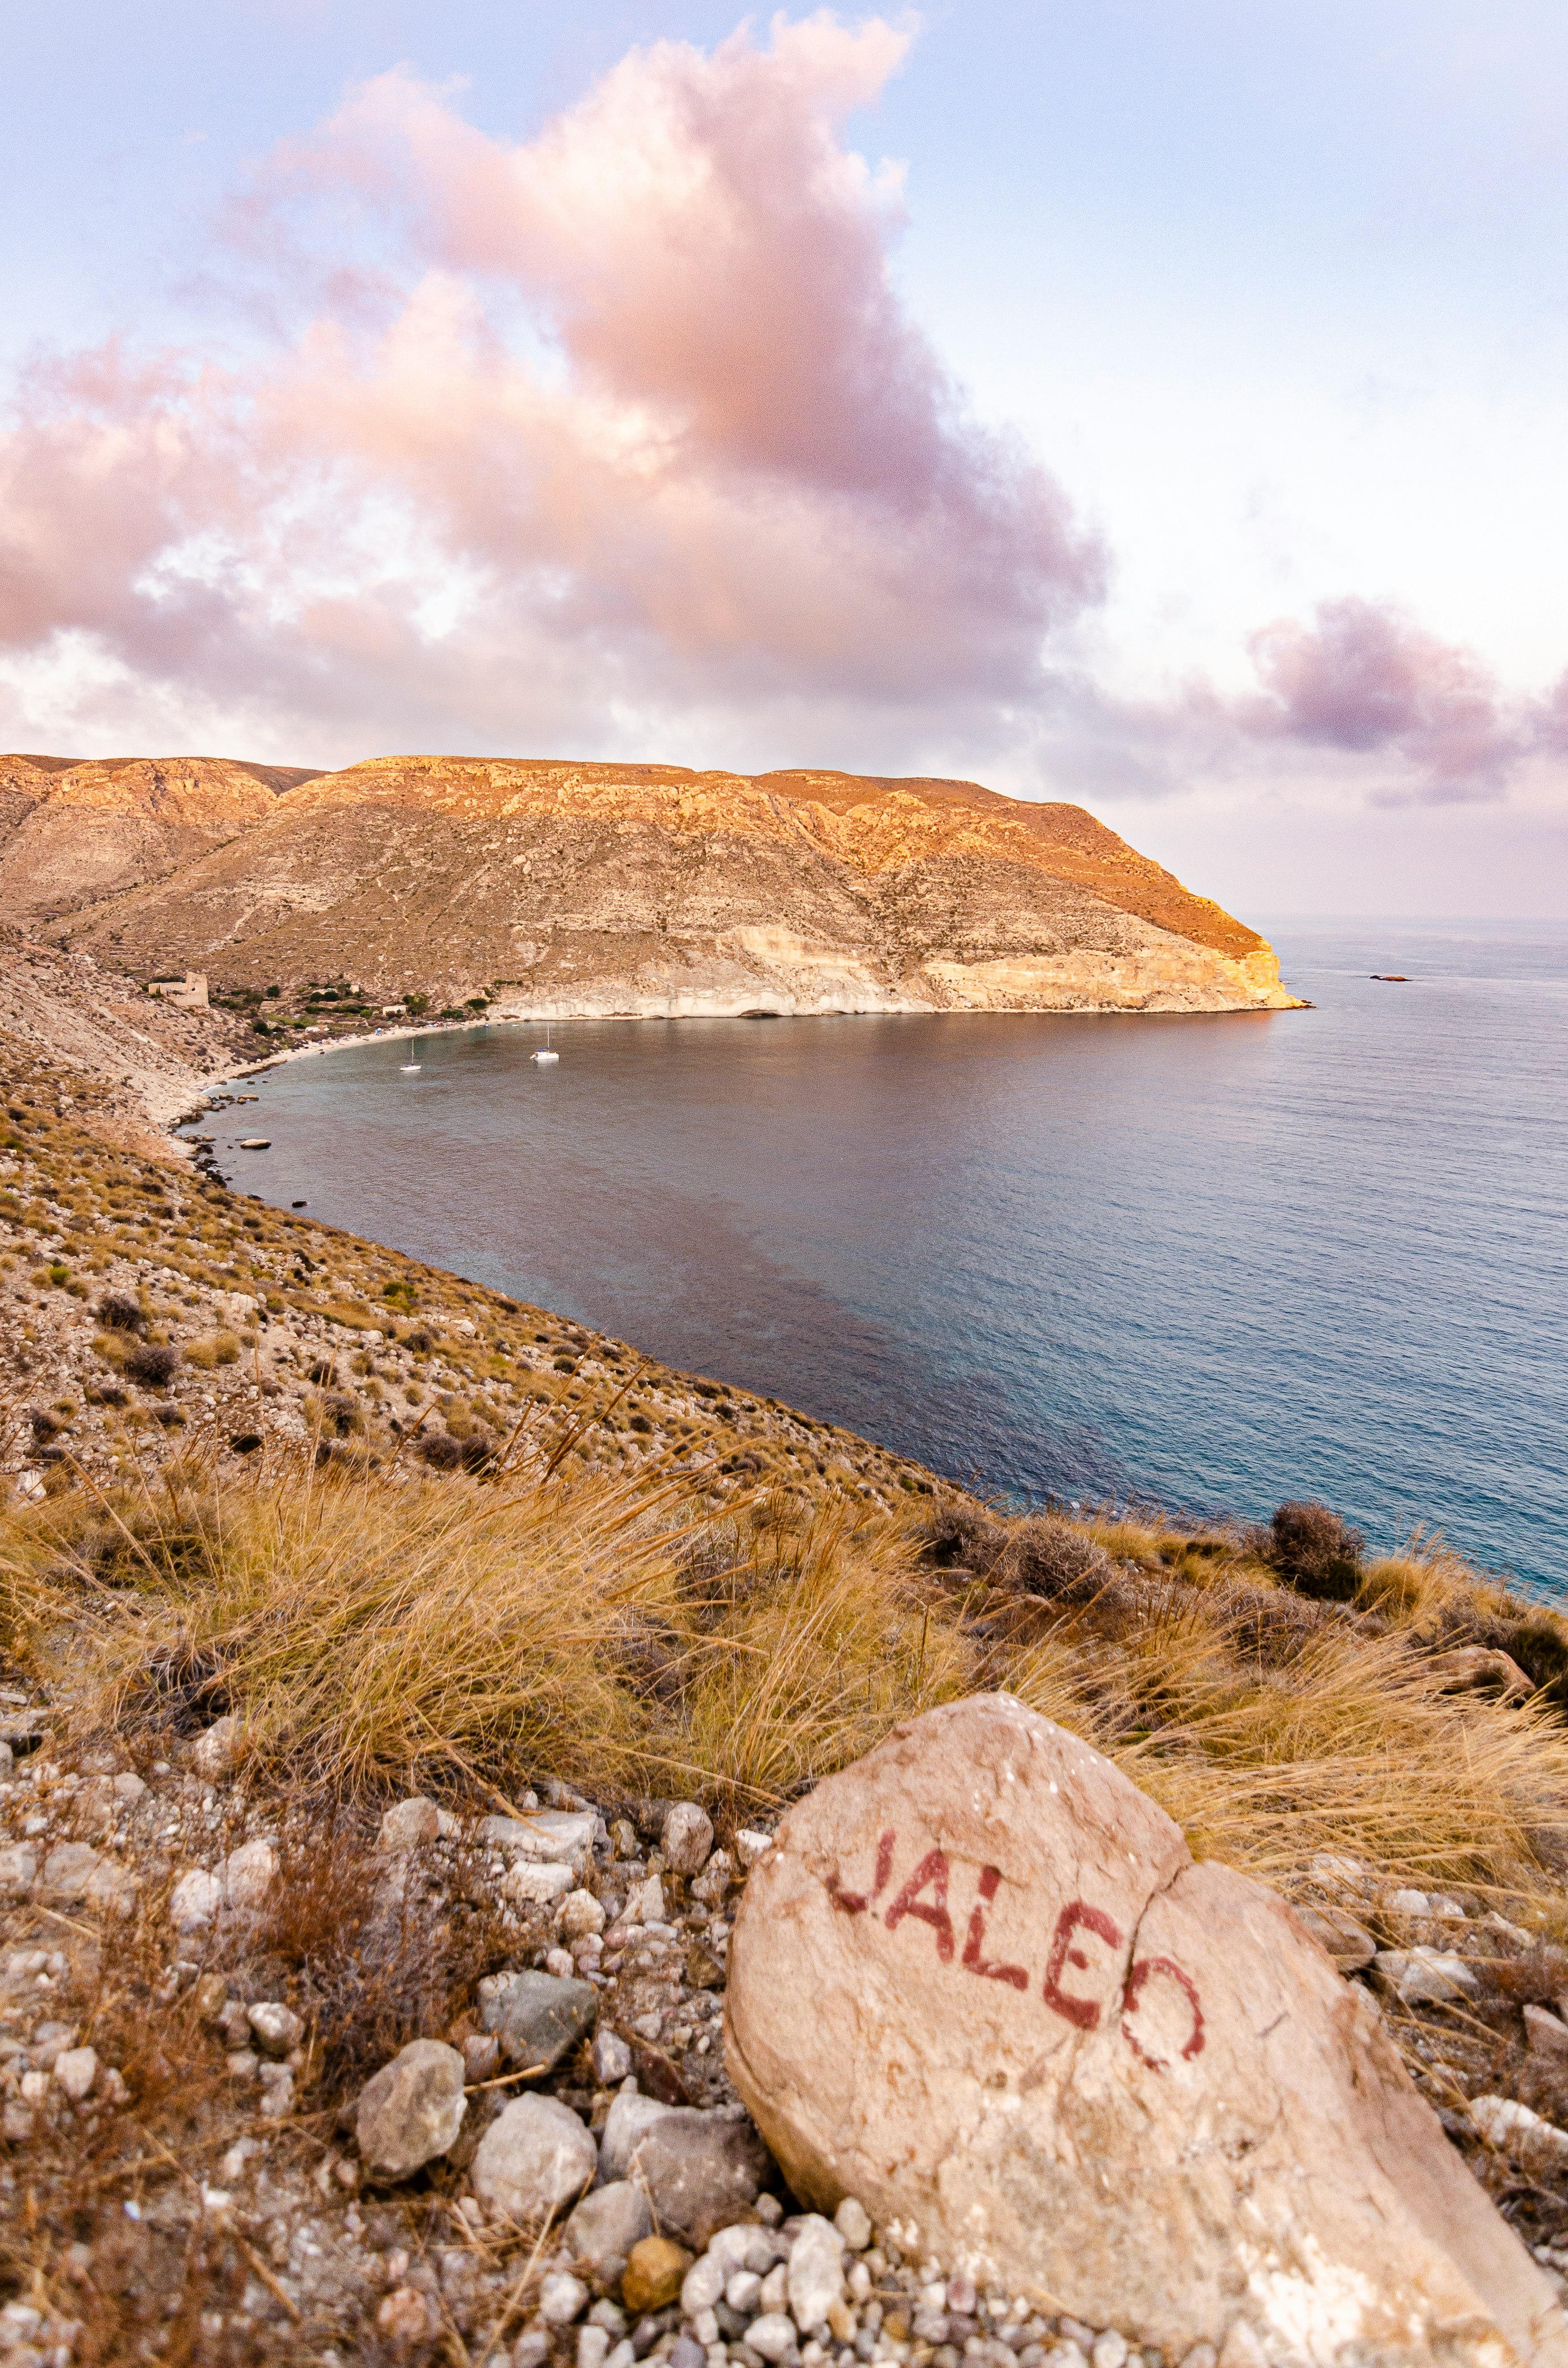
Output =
[{"x1": 5, "y1": 1446, "x2": 1568, "y2": 1919}]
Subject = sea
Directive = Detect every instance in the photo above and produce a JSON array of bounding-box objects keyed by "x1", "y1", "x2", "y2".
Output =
[{"x1": 199, "y1": 919, "x2": 1568, "y2": 1591}]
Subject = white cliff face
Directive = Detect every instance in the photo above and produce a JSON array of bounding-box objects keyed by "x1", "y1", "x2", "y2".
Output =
[{"x1": 486, "y1": 918, "x2": 1302, "y2": 1022}]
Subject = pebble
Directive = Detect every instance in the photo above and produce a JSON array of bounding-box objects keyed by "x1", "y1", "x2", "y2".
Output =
[
  {"x1": 734, "y1": 1830, "x2": 773, "y2": 1869},
  {"x1": 53, "y1": 2045, "x2": 97, "y2": 2101},
  {"x1": 835, "y1": 2198, "x2": 872, "y2": 2250},
  {"x1": 471, "y1": 2094, "x2": 599, "y2": 2222},
  {"x1": 377, "y1": 1795, "x2": 443, "y2": 1850},
  {"x1": 662, "y1": 1803, "x2": 715, "y2": 1875},
  {"x1": 787, "y1": 2215, "x2": 846, "y2": 2332},
  {"x1": 356, "y1": 2039, "x2": 468, "y2": 2179},
  {"x1": 190, "y1": 1715, "x2": 242, "y2": 1777},
  {"x1": 247, "y1": 2000, "x2": 302, "y2": 2056},
  {"x1": 592, "y1": 2028, "x2": 634, "y2": 2085},
  {"x1": 541, "y1": 2272, "x2": 592, "y2": 2326},
  {"x1": 622, "y1": 2236, "x2": 694, "y2": 2313}
]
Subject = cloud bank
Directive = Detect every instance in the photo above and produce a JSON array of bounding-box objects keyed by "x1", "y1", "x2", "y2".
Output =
[
  {"x1": 0, "y1": 16, "x2": 1104, "y2": 760},
  {"x1": 0, "y1": 8, "x2": 1558, "y2": 818}
]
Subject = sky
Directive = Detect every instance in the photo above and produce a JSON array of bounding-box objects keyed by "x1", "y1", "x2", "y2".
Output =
[{"x1": 3, "y1": 3, "x2": 1567, "y2": 916}]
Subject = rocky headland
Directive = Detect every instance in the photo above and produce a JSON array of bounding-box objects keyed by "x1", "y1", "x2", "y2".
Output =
[{"x1": 1, "y1": 754, "x2": 1301, "y2": 1022}]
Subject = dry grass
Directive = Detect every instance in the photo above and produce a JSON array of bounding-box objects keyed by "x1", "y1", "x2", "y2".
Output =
[{"x1": 6, "y1": 1446, "x2": 1568, "y2": 1924}]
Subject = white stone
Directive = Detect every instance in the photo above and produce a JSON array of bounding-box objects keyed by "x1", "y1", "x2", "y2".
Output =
[
  {"x1": 787, "y1": 2216, "x2": 845, "y2": 2334},
  {"x1": 53, "y1": 2047, "x2": 97, "y2": 2100},
  {"x1": 113, "y1": 1772, "x2": 146, "y2": 1801},
  {"x1": 725, "y1": 1692, "x2": 1568, "y2": 2367},
  {"x1": 662, "y1": 1803, "x2": 715, "y2": 1875},
  {"x1": 598, "y1": 2086, "x2": 674, "y2": 2182},
  {"x1": 735, "y1": 1830, "x2": 773, "y2": 1869},
  {"x1": 1371, "y1": 1948, "x2": 1480, "y2": 2006},
  {"x1": 170, "y1": 1867, "x2": 223, "y2": 1932},
  {"x1": 557, "y1": 1888, "x2": 607, "y2": 1940},
  {"x1": 479, "y1": 1809, "x2": 598, "y2": 1869},
  {"x1": 681, "y1": 2256, "x2": 729, "y2": 2317},
  {"x1": 0, "y1": 1845, "x2": 36, "y2": 1900},
  {"x1": 626, "y1": 1872, "x2": 667, "y2": 1925},
  {"x1": 247, "y1": 2001, "x2": 302, "y2": 2056},
  {"x1": 472, "y1": 2095, "x2": 598, "y2": 2224},
  {"x1": 726, "y1": 2271, "x2": 763, "y2": 2314},
  {"x1": 747, "y1": 2315, "x2": 798, "y2": 2361},
  {"x1": 578, "y1": 2329, "x2": 610, "y2": 2368},
  {"x1": 1385, "y1": 1888, "x2": 1431, "y2": 1917},
  {"x1": 259, "y1": 2068, "x2": 295, "y2": 2118},
  {"x1": 502, "y1": 1860, "x2": 577, "y2": 1905},
  {"x1": 1471, "y1": 2095, "x2": 1568, "y2": 2166},
  {"x1": 1091, "y1": 2338, "x2": 1127, "y2": 2368},
  {"x1": 539, "y1": 2272, "x2": 591, "y2": 2325},
  {"x1": 190, "y1": 1715, "x2": 242, "y2": 1777},
  {"x1": 222, "y1": 1839, "x2": 277, "y2": 1910},
  {"x1": 834, "y1": 2198, "x2": 872, "y2": 2250}
]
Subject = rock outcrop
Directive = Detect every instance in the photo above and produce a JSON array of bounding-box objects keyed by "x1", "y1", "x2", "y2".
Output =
[
  {"x1": 724, "y1": 1694, "x2": 1568, "y2": 2366},
  {"x1": 23, "y1": 754, "x2": 1301, "y2": 1016}
]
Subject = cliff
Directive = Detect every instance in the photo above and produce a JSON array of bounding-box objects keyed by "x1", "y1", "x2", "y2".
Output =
[{"x1": 21, "y1": 754, "x2": 1300, "y2": 1017}]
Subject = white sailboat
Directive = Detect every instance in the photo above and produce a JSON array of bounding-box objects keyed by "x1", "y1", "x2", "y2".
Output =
[{"x1": 531, "y1": 1025, "x2": 560, "y2": 1065}]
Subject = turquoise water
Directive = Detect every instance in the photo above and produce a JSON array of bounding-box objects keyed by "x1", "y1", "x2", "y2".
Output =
[{"x1": 208, "y1": 919, "x2": 1568, "y2": 1588}]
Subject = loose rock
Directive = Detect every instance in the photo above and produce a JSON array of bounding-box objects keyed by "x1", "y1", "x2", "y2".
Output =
[
  {"x1": 724, "y1": 1692, "x2": 1568, "y2": 2365},
  {"x1": 479, "y1": 1968, "x2": 598, "y2": 2070},
  {"x1": 661, "y1": 1804, "x2": 715, "y2": 1876},
  {"x1": 786, "y1": 2214, "x2": 845, "y2": 2333},
  {"x1": 357, "y1": 2040, "x2": 468, "y2": 2180},
  {"x1": 622, "y1": 2235, "x2": 693, "y2": 2313},
  {"x1": 377, "y1": 1796, "x2": 443, "y2": 1850},
  {"x1": 471, "y1": 2093, "x2": 598, "y2": 2223},
  {"x1": 190, "y1": 1714, "x2": 242, "y2": 1776},
  {"x1": 629, "y1": 2108, "x2": 774, "y2": 2249},
  {"x1": 599, "y1": 2086, "x2": 674, "y2": 2182},
  {"x1": 565, "y1": 2180, "x2": 654, "y2": 2282}
]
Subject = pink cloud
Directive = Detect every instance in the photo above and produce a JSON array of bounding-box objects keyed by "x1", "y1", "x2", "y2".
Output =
[
  {"x1": 1244, "y1": 596, "x2": 1519, "y2": 799},
  {"x1": 0, "y1": 15, "x2": 1103, "y2": 751}
]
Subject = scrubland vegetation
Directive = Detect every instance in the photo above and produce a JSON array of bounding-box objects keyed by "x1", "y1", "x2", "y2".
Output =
[{"x1": 6, "y1": 1442, "x2": 1566, "y2": 1920}]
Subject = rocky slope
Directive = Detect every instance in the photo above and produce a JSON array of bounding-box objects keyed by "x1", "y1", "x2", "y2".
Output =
[
  {"x1": 20, "y1": 755, "x2": 1300, "y2": 1017},
  {"x1": 0, "y1": 755, "x2": 323, "y2": 924}
]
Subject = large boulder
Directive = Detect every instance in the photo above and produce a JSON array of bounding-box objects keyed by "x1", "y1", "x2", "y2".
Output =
[{"x1": 724, "y1": 1693, "x2": 1568, "y2": 2367}]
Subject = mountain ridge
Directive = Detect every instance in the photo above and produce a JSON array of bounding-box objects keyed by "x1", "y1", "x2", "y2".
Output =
[{"x1": 9, "y1": 750, "x2": 1300, "y2": 1018}]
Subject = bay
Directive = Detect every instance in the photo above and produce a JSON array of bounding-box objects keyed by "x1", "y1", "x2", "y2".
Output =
[{"x1": 208, "y1": 918, "x2": 1568, "y2": 1589}]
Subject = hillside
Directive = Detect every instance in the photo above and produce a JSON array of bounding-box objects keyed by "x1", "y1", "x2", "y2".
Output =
[
  {"x1": 0, "y1": 755, "x2": 324, "y2": 923},
  {"x1": 6, "y1": 1033, "x2": 1568, "y2": 2361},
  {"x1": 17, "y1": 753, "x2": 1301, "y2": 1018}
]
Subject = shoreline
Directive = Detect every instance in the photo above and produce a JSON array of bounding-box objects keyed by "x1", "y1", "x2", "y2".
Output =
[{"x1": 178, "y1": 995, "x2": 1309, "y2": 1132}]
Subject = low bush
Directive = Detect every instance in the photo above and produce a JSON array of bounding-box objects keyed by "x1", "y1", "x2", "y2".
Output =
[
  {"x1": 122, "y1": 1340, "x2": 180, "y2": 1388},
  {"x1": 96, "y1": 1292, "x2": 145, "y2": 1333},
  {"x1": 1265, "y1": 1498, "x2": 1365, "y2": 1601}
]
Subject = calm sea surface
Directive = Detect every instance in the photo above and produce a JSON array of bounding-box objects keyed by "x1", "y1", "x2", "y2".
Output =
[{"x1": 207, "y1": 919, "x2": 1568, "y2": 1589}]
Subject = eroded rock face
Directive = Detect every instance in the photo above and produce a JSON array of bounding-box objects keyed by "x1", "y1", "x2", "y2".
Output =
[{"x1": 724, "y1": 1693, "x2": 1568, "y2": 2367}]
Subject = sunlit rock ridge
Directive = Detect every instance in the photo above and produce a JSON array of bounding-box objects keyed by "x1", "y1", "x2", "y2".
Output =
[{"x1": 0, "y1": 753, "x2": 1300, "y2": 1015}]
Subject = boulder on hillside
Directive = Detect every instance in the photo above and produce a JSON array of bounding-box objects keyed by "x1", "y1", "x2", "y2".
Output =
[{"x1": 724, "y1": 1692, "x2": 1568, "y2": 2368}]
